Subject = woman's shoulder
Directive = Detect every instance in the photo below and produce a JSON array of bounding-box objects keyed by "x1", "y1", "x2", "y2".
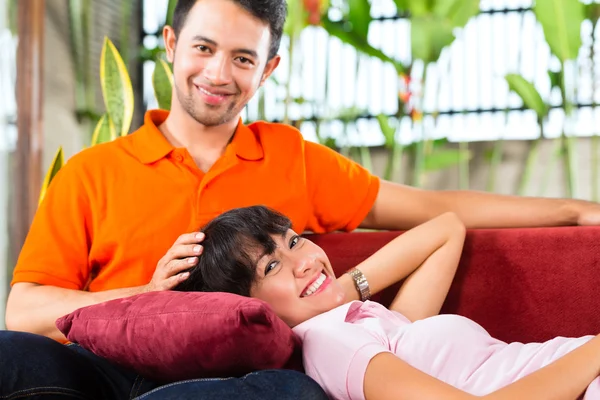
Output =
[{"x1": 292, "y1": 302, "x2": 355, "y2": 336}]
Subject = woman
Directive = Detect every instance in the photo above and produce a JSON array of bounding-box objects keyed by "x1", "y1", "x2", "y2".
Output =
[{"x1": 174, "y1": 205, "x2": 600, "y2": 400}]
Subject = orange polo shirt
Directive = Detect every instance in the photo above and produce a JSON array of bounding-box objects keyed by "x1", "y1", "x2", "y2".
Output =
[{"x1": 12, "y1": 110, "x2": 380, "y2": 292}]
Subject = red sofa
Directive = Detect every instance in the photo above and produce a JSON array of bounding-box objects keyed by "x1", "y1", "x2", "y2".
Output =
[{"x1": 310, "y1": 225, "x2": 600, "y2": 344}]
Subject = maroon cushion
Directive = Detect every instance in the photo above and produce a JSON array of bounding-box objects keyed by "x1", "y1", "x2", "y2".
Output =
[{"x1": 56, "y1": 291, "x2": 298, "y2": 382}]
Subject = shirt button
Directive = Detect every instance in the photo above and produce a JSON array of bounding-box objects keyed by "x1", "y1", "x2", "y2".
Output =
[{"x1": 175, "y1": 154, "x2": 184, "y2": 162}]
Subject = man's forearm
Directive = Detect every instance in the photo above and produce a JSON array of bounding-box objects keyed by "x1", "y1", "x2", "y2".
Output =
[
  {"x1": 362, "y1": 181, "x2": 594, "y2": 230},
  {"x1": 426, "y1": 190, "x2": 584, "y2": 229},
  {"x1": 6, "y1": 283, "x2": 146, "y2": 341}
]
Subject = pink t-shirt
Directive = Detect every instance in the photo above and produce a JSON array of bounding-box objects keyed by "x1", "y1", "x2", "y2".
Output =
[{"x1": 292, "y1": 301, "x2": 600, "y2": 400}]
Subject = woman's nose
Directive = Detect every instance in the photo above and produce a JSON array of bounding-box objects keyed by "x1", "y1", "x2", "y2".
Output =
[{"x1": 293, "y1": 254, "x2": 318, "y2": 277}]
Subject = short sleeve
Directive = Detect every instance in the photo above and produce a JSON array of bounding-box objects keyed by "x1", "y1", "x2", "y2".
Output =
[
  {"x1": 12, "y1": 157, "x2": 93, "y2": 289},
  {"x1": 299, "y1": 322, "x2": 390, "y2": 400},
  {"x1": 304, "y1": 141, "x2": 380, "y2": 233}
]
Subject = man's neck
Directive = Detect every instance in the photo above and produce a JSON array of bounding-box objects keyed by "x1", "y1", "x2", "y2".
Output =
[{"x1": 159, "y1": 106, "x2": 239, "y2": 172}]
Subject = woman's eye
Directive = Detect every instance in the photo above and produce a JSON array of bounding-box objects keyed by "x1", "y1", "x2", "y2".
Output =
[
  {"x1": 289, "y1": 236, "x2": 300, "y2": 249},
  {"x1": 265, "y1": 261, "x2": 278, "y2": 275}
]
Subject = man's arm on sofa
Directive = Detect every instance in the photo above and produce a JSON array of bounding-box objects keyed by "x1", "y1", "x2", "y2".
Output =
[{"x1": 360, "y1": 180, "x2": 600, "y2": 230}]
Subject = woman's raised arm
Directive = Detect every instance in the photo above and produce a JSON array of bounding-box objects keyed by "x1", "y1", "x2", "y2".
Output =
[{"x1": 338, "y1": 211, "x2": 465, "y2": 321}]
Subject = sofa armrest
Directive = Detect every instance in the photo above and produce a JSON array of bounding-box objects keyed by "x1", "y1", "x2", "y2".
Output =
[{"x1": 307, "y1": 226, "x2": 600, "y2": 344}]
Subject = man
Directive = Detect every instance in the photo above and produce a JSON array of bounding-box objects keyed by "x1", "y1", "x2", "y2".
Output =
[{"x1": 2, "y1": 0, "x2": 600, "y2": 398}]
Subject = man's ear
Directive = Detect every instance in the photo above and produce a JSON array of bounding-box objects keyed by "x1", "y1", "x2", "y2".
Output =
[
  {"x1": 164, "y1": 26, "x2": 177, "y2": 63},
  {"x1": 259, "y1": 55, "x2": 281, "y2": 87}
]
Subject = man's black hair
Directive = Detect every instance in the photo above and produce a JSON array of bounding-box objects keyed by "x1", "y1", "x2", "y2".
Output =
[
  {"x1": 172, "y1": 0, "x2": 287, "y2": 60},
  {"x1": 173, "y1": 206, "x2": 292, "y2": 296}
]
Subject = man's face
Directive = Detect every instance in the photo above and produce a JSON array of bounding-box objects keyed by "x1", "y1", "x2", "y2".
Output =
[{"x1": 164, "y1": 0, "x2": 279, "y2": 127}]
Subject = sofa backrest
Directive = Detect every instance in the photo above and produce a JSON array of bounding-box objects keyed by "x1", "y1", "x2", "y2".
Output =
[{"x1": 308, "y1": 226, "x2": 600, "y2": 344}]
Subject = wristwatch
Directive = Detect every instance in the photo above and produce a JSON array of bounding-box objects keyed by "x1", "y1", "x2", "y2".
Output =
[{"x1": 347, "y1": 268, "x2": 371, "y2": 301}]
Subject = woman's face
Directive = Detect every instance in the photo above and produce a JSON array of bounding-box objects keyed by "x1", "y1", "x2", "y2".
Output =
[{"x1": 249, "y1": 230, "x2": 346, "y2": 327}]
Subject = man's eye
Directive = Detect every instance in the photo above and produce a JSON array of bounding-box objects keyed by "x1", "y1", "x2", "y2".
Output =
[
  {"x1": 289, "y1": 236, "x2": 300, "y2": 249},
  {"x1": 265, "y1": 261, "x2": 278, "y2": 275},
  {"x1": 196, "y1": 45, "x2": 210, "y2": 52},
  {"x1": 237, "y1": 57, "x2": 251, "y2": 64}
]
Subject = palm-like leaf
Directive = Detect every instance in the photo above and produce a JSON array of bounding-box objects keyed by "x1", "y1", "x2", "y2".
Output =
[
  {"x1": 100, "y1": 37, "x2": 134, "y2": 137},
  {"x1": 152, "y1": 59, "x2": 174, "y2": 110},
  {"x1": 38, "y1": 147, "x2": 64, "y2": 206}
]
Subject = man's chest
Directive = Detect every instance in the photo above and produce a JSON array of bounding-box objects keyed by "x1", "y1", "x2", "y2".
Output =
[{"x1": 87, "y1": 164, "x2": 312, "y2": 288}]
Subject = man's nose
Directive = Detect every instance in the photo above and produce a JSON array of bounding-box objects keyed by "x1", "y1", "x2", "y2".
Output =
[{"x1": 203, "y1": 53, "x2": 232, "y2": 85}]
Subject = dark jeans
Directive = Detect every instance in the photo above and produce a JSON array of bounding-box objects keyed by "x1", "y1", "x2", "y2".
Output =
[{"x1": 0, "y1": 331, "x2": 328, "y2": 400}]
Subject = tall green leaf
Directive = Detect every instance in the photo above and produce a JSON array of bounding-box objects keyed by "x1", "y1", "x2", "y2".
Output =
[
  {"x1": 393, "y1": 0, "x2": 412, "y2": 13},
  {"x1": 91, "y1": 114, "x2": 118, "y2": 146},
  {"x1": 410, "y1": 0, "x2": 480, "y2": 63},
  {"x1": 100, "y1": 37, "x2": 134, "y2": 137},
  {"x1": 152, "y1": 59, "x2": 173, "y2": 110},
  {"x1": 119, "y1": 0, "x2": 134, "y2": 65},
  {"x1": 411, "y1": 16, "x2": 455, "y2": 64},
  {"x1": 347, "y1": 0, "x2": 373, "y2": 39},
  {"x1": 424, "y1": 148, "x2": 471, "y2": 171},
  {"x1": 166, "y1": 0, "x2": 177, "y2": 26},
  {"x1": 38, "y1": 147, "x2": 64, "y2": 206},
  {"x1": 322, "y1": 18, "x2": 406, "y2": 75},
  {"x1": 403, "y1": 0, "x2": 429, "y2": 15},
  {"x1": 434, "y1": 0, "x2": 480, "y2": 28},
  {"x1": 585, "y1": 3, "x2": 600, "y2": 25},
  {"x1": 505, "y1": 73, "x2": 549, "y2": 119},
  {"x1": 284, "y1": 0, "x2": 307, "y2": 38},
  {"x1": 7, "y1": 0, "x2": 17, "y2": 34},
  {"x1": 376, "y1": 114, "x2": 396, "y2": 148},
  {"x1": 534, "y1": 0, "x2": 585, "y2": 61}
]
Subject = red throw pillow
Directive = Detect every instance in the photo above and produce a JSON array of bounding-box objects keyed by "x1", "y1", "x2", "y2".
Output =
[{"x1": 56, "y1": 291, "x2": 298, "y2": 382}]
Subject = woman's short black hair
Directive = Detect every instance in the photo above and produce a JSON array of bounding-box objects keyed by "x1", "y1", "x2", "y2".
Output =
[{"x1": 173, "y1": 205, "x2": 291, "y2": 296}]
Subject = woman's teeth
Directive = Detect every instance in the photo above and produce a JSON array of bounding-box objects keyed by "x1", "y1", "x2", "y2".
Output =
[{"x1": 302, "y1": 273, "x2": 326, "y2": 297}]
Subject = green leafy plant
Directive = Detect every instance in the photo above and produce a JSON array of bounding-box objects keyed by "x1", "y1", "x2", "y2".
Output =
[
  {"x1": 585, "y1": 2, "x2": 600, "y2": 201},
  {"x1": 152, "y1": 59, "x2": 174, "y2": 110},
  {"x1": 39, "y1": 38, "x2": 173, "y2": 204},
  {"x1": 390, "y1": 0, "x2": 480, "y2": 188},
  {"x1": 38, "y1": 148, "x2": 64, "y2": 206},
  {"x1": 505, "y1": 0, "x2": 585, "y2": 198},
  {"x1": 505, "y1": 73, "x2": 550, "y2": 195}
]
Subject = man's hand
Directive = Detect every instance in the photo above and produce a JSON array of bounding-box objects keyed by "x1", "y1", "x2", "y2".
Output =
[{"x1": 145, "y1": 232, "x2": 205, "y2": 292}]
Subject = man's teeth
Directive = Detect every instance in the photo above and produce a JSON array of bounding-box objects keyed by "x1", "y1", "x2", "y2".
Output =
[
  {"x1": 200, "y1": 87, "x2": 223, "y2": 97},
  {"x1": 302, "y1": 273, "x2": 326, "y2": 297}
]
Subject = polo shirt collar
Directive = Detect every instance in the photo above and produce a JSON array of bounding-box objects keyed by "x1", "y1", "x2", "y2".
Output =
[
  {"x1": 231, "y1": 118, "x2": 264, "y2": 161},
  {"x1": 134, "y1": 110, "x2": 174, "y2": 164},
  {"x1": 133, "y1": 110, "x2": 264, "y2": 164}
]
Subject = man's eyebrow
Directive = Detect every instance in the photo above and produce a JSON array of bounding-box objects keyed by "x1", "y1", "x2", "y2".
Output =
[
  {"x1": 190, "y1": 35, "x2": 258, "y2": 59},
  {"x1": 191, "y1": 35, "x2": 217, "y2": 46},
  {"x1": 235, "y1": 48, "x2": 258, "y2": 59}
]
